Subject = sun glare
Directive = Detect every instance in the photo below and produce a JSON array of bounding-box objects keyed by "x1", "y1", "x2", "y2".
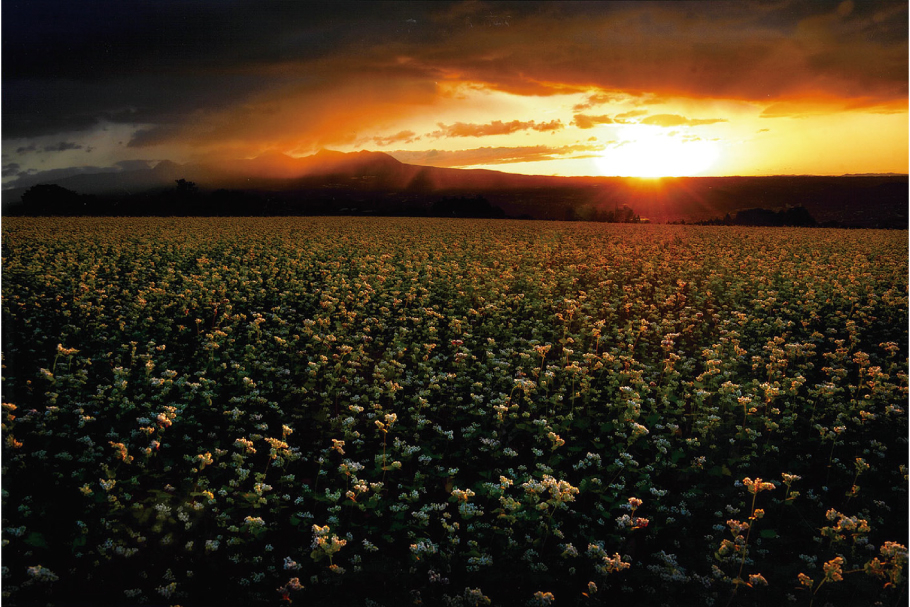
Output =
[{"x1": 596, "y1": 127, "x2": 720, "y2": 177}]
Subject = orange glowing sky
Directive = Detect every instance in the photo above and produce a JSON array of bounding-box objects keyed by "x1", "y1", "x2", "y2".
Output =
[{"x1": 3, "y1": 1, "x2": 907, "y2": 186}]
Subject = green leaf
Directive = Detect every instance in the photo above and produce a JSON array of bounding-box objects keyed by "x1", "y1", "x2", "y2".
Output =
[
  {"x1": 759, "y1": 529, "x2": 777, "y2": 539},
  {"x1": 24, "y1": 532, "x2": 47, "y2": 548}
]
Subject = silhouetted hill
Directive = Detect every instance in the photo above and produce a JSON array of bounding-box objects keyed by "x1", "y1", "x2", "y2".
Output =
[{"x1": 3, "y1": 150, "x2": 907, "y2": 228}]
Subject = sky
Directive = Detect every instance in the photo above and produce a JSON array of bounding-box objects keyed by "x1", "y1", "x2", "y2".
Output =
[{"x1": 2, "y1": 0, "x2": 908, "y2": 186}]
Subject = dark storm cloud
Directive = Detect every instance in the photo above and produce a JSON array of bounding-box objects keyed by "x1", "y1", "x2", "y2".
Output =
[
  {"x1": 2, "y1": 1, "x2": 451, "y2": 81},
  {"x1": 2, "y1": 1, "x2": 463, "y2": 139},
  {"x1": 43, "y1": 142, "x2": 83, "y2": 152},
  {"x1": 128, "y1": 126, "x2": 185, "y2": 149},
  {"x1": 114, "y1": 160, "x2": 155, "y2": 171}
]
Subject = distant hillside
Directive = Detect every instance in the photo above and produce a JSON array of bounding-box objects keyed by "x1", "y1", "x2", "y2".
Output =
[{"x1": 3, "y1": 150, "x2": 907, "y2": 228}]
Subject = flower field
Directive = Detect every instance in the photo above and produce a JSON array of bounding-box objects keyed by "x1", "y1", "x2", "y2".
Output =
[{"x1": 2, "y1": 217, "x2": 907, "y2": 606}]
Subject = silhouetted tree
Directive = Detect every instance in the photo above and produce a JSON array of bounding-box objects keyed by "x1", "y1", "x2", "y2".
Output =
[
  {"x1": 590, "y1": 203, "x2": 640, "y2": 223},
  {"x1": 175, "y1": 178, "x2": 198, "y2": 196},
  {"x1": 16, "y1": 184, "x2": 99, "y2": 215},
  {"x1": 779, "y1": 206, "x2": 817, "y2": 227},
  {"x1": 154, "y1": 178, "x2": 201, "y2": 215}
]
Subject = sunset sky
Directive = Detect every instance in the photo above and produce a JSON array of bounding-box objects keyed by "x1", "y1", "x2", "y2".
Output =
[{"x1": 3, "y1": 0, "x2": 908, "y2": 185}]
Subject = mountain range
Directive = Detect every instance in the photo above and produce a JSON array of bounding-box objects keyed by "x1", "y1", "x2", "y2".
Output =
[{"x1": 3, "y1": 150, "x2": 907, "y2": 228}]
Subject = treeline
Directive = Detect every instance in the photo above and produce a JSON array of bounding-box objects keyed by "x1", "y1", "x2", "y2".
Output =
[
  {"x1": 5, "y1": 182, "x2": 640, "y2": 222},
  {"x1": 563, "y1": 203, "x2": 646, "y2": 223},
  {"x1": 4, "y1": 182, "x2": 846, "y2": 228},
  {"x1": 3, "y1": 183, "x2": 511, "y2": 219},
  {"x1": 3, "y1": 181, "x2": 339, "y2": 217},
  {"x1": 676, "y1": 206, "x2": 829, "y2": 227},
  {"x1": 586, "y1": 204, "x2": 644, "y2": 223}
]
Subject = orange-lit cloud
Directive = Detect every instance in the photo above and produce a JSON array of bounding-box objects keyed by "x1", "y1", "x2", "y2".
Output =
[
  {"x1": 615, "y1": 110, "x2": 649, "y2": 122},
  {"x1": 573, "y1": 92, "x2": 626, "y2": 111},
  {"x1": 757, "y1": 98, "x2": 907, "y2": 118},
  {"x1": 371, "y1": 130, "x2": 420, "y2": 146},
  {"x1": 429, "y1": 119, "x2": 564, "y2": 138},
  {"x1": 572, "y1": 114, "x2": 614, "y2": 129},
  {"x1": 389, "y1": 143, "x2": 603, "y2": 168},
  {"x1": 572, "y1": 111, "x2": 727, "y2": 129},
  {"x1": 640, "y1": 114, "x2": 728, "y2": 127}
]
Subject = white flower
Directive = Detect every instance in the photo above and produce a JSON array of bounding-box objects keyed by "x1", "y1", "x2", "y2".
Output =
[{"x1": 27, "y1": 565, "x2": 59, "y2": 582}]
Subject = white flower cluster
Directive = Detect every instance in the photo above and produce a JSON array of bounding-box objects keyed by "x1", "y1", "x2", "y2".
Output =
[{"x1": 27, "y1": 565, "x2": 59, "y2": 583}]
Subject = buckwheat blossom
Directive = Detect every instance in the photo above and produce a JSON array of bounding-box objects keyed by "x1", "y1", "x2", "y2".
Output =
[
  {"x1": 156, "y1": 582, "x2": 177, "y2": 598},
  {"x1": 528, "y1": 591, "x2": 555, "y2": 606},
  {"x1": 823, "y1": 556, "x2": 845, "y2": 583},
  {"x1": 742, "y1": 477, "x2": 776, "y2": 494},
  {"x1": 27, "y1": 565, "x2": 59, "y2": 582}
]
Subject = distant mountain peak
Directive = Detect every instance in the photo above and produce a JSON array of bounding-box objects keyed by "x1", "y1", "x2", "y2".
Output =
[
  {"x1": 152, "y1": 159, "x2": 183, "y2": 171},
  {"x1": 302, "y1": 149, "x2": 402, "y2": 171},
  {"x1": 312, "y1": 148, "x2": 345, "y2": 158},
  {"x1": 251, "y1": 150, "x2": 296, "y2": 161},
  {"x1": 309, "y1": 148, "x2": 398, "y2": 161}
]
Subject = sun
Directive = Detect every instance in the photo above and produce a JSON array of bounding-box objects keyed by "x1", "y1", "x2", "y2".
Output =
[{"x1": 596, "y1": 126, "x2": 720, "y2": 177}]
